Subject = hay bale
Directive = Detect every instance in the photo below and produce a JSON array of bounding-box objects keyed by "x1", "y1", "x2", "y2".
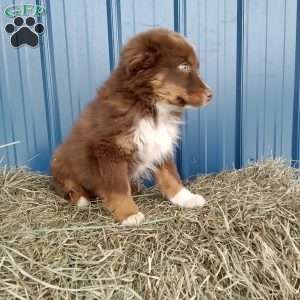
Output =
[{"x1": 0, "y1": 160, "x2": 300, "y2": 299}]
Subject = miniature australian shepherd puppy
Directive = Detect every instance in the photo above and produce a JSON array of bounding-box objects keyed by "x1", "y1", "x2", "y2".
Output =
[{"x1": 51, "y1": 28, "x2": 213, "y2": 226}]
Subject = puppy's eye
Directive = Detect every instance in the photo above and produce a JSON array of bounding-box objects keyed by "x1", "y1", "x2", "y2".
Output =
[{"x1": 178, "y1": 63, "x2": 191, "y2": 73}]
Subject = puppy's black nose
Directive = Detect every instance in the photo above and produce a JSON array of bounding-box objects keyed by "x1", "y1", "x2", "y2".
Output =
[{"x1": 206, "y1": 90, "x2": 213, "y2": 102}]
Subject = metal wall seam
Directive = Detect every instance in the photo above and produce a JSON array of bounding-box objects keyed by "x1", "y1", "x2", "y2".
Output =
[
  {"x1": 37, "y1": 0, "x2": 62, "y2": 154},
  {"x1": 235, "y1": 0, "x2": 244, "y2": 169},
  {"x1": 106, "y1": 0, "x2": 123, "y2": 71},
  {"x1": 174, "y1": 0, "x2": 189, "y2": 179},
  {"x1": 292, "y1": 0, "x2": 300, "y2": 167}
]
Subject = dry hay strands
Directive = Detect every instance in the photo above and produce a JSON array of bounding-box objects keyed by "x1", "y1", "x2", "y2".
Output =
[{"x1": 0, "y1": 159, "x2": 300, "y2": 299}]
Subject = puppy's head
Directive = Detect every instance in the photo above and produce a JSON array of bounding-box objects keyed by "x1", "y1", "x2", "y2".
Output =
[{"x1": 119, "y1": 28, "x2": 213, "y2": 108}]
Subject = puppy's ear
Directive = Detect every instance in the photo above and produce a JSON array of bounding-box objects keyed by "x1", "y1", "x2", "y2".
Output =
[{"x1": 120, "y1": 43, "x2": 160, "y2": 76}]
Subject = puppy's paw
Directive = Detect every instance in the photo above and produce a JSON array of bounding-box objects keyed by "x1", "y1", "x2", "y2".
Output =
[
  {"x1": 170, "y1": 188, "x2": 206, "y2": 208},
  {"x1": 121, "y1": 212, "x2": 145, "y2": 226},
  {"x1": 77, "y1": 196, "x2": 90, "y2": 208},
  {"x1": 180, "y1": 194, "x2": 206, "y2": 208}
]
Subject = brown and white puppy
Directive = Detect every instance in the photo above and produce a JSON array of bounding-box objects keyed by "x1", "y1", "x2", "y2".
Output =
[{"x1": 51, "y1": 28, "x2": 213, "y2": 226}]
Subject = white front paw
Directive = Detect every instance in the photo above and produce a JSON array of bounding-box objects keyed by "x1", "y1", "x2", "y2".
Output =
[
  {"x1": 121, "y1": 212, "x2": 145, "y2": 226},
  {"x1": 170, "y1": 188, "x2": 206, "y2": 208}
]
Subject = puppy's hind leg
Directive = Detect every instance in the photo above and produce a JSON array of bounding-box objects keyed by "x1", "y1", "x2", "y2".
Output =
[
  {"x1": 52, "y1": 178, "x2": 91, "y2": 208},
  {"x1": 51, "y1": 156, "x2": 92, "y2": 208}
]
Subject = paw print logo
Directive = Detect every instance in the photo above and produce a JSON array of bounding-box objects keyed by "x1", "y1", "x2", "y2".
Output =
[{"x1": 5, "y1": 17, "x2": 44, "y2": 48}]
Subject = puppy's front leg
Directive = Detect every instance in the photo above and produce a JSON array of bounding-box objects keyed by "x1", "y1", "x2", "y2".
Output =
[
  {"x1": 98, "y1": 159, "x2": 144, "y2": 225},
  {"x1": 103, "y1": 193, "x2": 144, "y2": 225},
  {"x1": 154, "y1": 159, "x2": 206, "y2": 208}
]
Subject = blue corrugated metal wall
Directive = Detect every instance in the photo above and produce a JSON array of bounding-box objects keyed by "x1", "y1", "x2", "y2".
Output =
[{"x1": 0, "y1": 0, "x2": 299, "y2": 179}]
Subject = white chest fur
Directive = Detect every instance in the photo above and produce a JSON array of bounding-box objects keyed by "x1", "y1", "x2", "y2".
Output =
[{"x1": 132, "y1": 103, "x2": 182, "y2": 179}]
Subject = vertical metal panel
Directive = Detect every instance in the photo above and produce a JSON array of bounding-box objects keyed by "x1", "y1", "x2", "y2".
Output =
[
  {"x1": 106, "y1": 0, "x2": 174, "y2": 70},
  {"x1": 119, "y1": 0, "x2": 174, "y2": 60},
  {"x1": 0, "y1": 0, "x2": 51, "y2": 171},
  {"x1": 120, "y1": 0, "x2": 174, "y2": 43},
  {"x1": 181, "y1": 0, "x2": 237, "y2": 178},
  {"x1": 0, "y1": 0, "x2": 299, "y2": 178},
  {"x1": 39, "y1": 0, "x2": 110, "y2": 142},
  {"x1": 241, "y1": 0, "x2": 297, "y2": 165},
  {"x1": 0, "y1": 0, "x2": 110, "y2": 172}
]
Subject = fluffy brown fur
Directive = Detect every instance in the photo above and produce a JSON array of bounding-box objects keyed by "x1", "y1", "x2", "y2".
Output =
[{"x1": 51, "y1": 28, "x2": 213, "y2": 225}]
